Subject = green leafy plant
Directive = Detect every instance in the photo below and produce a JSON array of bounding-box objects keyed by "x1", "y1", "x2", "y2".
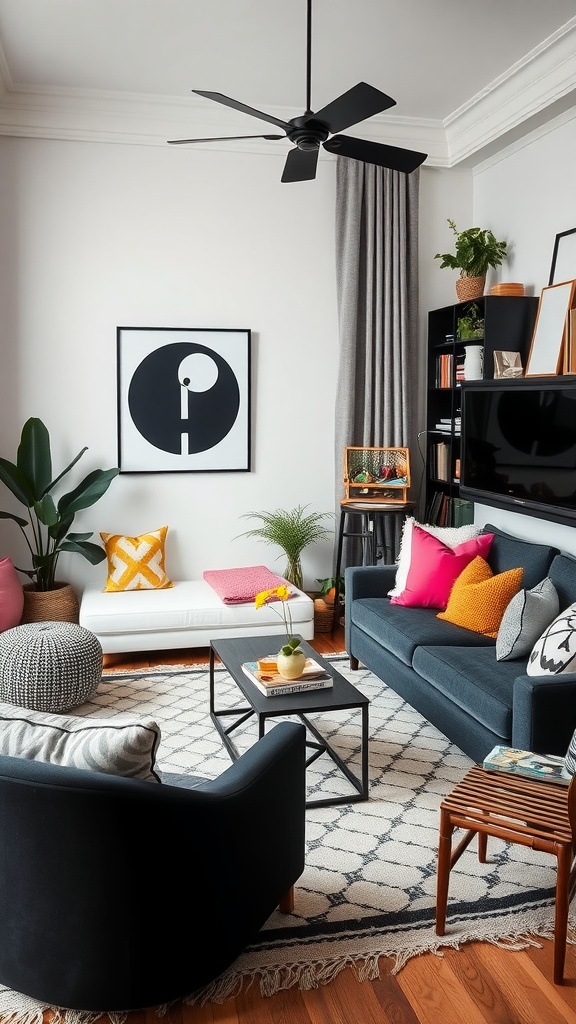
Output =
[
  {"x1": 316, "y1": 575, "x2": 345, "y2": 602},
  {"x1": 238, "y1": 504, "x2": 333, "y2": 590},
  {"x1": 434, "y1": 219, "x2": 507, "y2": 278},
  {"x1": 0, "y1": 417, "x2": 119, "y2": 591},
  {"x1": 457, "y1": 302, "x2": 484, "y2": 340}
]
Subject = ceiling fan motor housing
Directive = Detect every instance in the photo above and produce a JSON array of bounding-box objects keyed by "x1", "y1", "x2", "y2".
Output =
[{"x1": 287, "y1": 116, "x2": 329, "y2": 151}]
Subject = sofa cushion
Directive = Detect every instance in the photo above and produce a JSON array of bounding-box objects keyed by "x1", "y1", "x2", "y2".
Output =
[
  {"x1": 548, "y1": 553, "x2": 576, "y2": 611},
  {"x1": 0, "y1": 703, "x2": 161, "y2": 782},
  {"x1": 350, "y1": 597, "x2": 495, "y2": 667},
  {"x1": 527, "y1": 602, "x2": 576, "y2": 677},
  {"x1": 412, "y1": 645, "x2": 521, "y2": 738},
  {"x1": 483, "y1": 524, "x2": 557, "y2": 590},
  {"x1": 388, "y1": 517, "x2": 483, "y2": 598},
  {"x1": 101, "y1": 526, "x2": 173, "y2": 592},
  {"x1": 437, "y1": 557, "x2": 523, "y2": 637},
  {"x1": 389, "y1": 527, "x2": 493, "y2": 609},
  {"x1": 496, "y1": 577, "x2": 559, "y2": 661}
]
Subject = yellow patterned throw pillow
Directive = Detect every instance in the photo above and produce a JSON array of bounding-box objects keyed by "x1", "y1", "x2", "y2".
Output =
[
  {"x1": 101, "y1": 526, "x2": 173, "y2": 592},
  {"x1": 437, "y1": 556, "x2": 523, "y2": 637}
]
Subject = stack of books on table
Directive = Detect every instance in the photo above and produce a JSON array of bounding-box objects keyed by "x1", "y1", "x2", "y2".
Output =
[
  {"x1": 483, "y1": 745, "x2": 571, "y2": 786},
  {"x1": 241, "y1": 658, "x2": 333, "y2": 697}
]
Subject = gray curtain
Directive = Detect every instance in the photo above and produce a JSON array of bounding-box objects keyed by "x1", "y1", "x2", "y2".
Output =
[{"x1": 334, "y1": 156, "x2": 420, "y2": 568}]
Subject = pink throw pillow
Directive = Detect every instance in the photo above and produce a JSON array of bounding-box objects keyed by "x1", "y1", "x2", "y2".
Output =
[
  {"x1": 389, "y1": 526, "x2": 494, "y2": 610},
  {"x1": 0, "y1": 556, "x2": 24, "y2": 630}
]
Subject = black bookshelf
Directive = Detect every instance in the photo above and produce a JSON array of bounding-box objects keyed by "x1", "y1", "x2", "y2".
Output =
[{"x1": 425, "y1": 294, "x2": 539, "y2": 526}]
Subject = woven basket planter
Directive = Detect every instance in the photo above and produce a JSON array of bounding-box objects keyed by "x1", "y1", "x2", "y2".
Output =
[
  {"x1": 314, "y1": 598, "x2": 333, "y2": 633},
  {"x1": 456, "y1": 276, "x2": 485, "y2": 302},
  {"x1": 21, "y1": 582, "x2": 80, "y2": 624}
]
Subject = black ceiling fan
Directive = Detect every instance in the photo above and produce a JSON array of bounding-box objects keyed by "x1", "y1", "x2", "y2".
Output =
[{"x1": 167, "y1": 0, "x2": 427, "y2": 182}]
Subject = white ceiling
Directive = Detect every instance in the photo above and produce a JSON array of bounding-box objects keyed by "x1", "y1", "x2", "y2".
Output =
[{"x1": 0, "y1": 0, "x2": 575, "y2": 166}]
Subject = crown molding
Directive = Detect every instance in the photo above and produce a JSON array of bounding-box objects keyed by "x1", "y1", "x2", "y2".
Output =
[
  {"x1": 0, "y1": 18, "x2": 574, "y2": 168},
  {"x1": 444, "y1": 16, "x2": 576, "y2": 164}
]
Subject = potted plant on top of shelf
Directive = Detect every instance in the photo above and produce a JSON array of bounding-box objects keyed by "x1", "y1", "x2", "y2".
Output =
[{"x1": 434, "y1": 219, "x2": 508, "y2": 301}]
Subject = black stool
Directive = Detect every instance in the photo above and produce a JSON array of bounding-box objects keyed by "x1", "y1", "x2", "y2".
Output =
[{"x1": 333, "y1": 500, "x2": 415, "y2": 630}]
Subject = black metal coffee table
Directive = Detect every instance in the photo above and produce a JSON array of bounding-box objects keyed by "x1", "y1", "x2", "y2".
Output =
[{"x1": 209, "y1": 634, "x2": 370, "y2": 808}]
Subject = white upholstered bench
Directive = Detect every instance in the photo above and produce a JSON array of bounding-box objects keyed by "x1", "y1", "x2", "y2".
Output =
[{"x1": 79, "y1": 581, "x2": 315, "y2": 654}]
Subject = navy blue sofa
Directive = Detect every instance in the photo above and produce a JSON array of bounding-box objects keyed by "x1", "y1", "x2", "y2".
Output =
[{"x1": 345, "y1": 524, "x2": 576, "y2": 763}]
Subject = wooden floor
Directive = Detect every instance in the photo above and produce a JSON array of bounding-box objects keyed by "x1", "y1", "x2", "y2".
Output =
[{"x1": 95, "y1": 629, "x2": 576, "y2": 1024}]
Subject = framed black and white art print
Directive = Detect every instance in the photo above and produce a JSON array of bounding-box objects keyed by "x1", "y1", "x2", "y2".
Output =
[{"x1": 117, "y1": 327, "x2": 251, "y2": 473}]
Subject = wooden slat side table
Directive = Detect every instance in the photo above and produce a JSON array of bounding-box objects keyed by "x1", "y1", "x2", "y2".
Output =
[{"x1": 436, "y1": 764, "x2": 576, "y2": 984}]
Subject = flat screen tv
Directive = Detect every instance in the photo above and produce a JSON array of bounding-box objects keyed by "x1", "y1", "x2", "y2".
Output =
[{"x1": 460, "y1": 380, "x2": 576, "y2": 525}]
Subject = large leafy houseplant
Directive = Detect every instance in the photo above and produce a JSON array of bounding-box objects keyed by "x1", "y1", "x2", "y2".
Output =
[
  {"x1": 434, "y1": 219, "x2": 507, "y2": 278},
  {"x1": 0, "y1": 417, "x2": 119, "y2": 591},
  {"x1": 238, "y1": 505, "x2": 332, "y2": 590}
]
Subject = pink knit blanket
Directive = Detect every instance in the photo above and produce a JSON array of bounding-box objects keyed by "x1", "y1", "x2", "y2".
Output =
[{"x1": 203, "y1": 565, "x2": 287, "y2": 604}]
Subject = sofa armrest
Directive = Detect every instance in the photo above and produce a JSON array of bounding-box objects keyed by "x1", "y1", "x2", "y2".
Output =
[
  {"x1": 344, "y1": 565, "x2": 396, "y2": 663},
  {"x1": 345, "y1": 564, "x2": 396, "y2": 601},
  {"x1": 512, "y1": 673, "x2": 576, "y2": 756}
]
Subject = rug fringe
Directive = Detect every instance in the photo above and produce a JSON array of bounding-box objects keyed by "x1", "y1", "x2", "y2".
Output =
[
  {"x1": 183, "y1": 914, "x2": 575, "y2": 1005},
  {"x1": 0, "y1": 918, "x2": 571, "y2": 1022}
]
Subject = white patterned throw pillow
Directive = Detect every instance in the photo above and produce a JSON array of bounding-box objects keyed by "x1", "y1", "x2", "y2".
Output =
[
  {"x1": 388, "y1": 517, "x2": 482, "y2": 598},
  {"x1": 527, "y1": 602, "x2": 576, "y2": 676},
  {"x1": 496, "y1": 577, "x2": 559, "y2": 661},
  {"x1": 0, "y1": 703, "x2": 161, "y2": 781}
]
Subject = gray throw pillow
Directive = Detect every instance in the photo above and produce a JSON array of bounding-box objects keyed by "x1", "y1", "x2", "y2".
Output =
[
  {"x1": 527, "y1": 601, "x2": 576, "y2": 676},
  {"x1": 496, "y1": 577, "x2": 559, "y2": 662},
  {"x1": 0, "y1": 703, "x2": 161, "y2": 782}
]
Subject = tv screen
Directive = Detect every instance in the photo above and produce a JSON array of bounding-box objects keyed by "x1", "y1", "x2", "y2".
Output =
[{"x1": 460, "y1": 381, "x2": 576, "y2": 525}]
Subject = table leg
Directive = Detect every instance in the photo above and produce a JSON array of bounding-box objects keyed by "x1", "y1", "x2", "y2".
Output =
[
  {"x1": 478, "y1": 831, "x2": 488, "y2": 863},
  {"x1": 333, "y1": 510, "x2": 346, "y2": 632},
  {"x1": 209, "y1": 644, "x2": 216, "y2": 715},
  {"x1": 554, "y1": 843, "x2": 571, "y2": 984},
  {"x1": 436, "y1": 806, "x2": 453, "y2": 936},
  {"x1": 361, "y1": 703, "x2": 369, "y2": 799}
]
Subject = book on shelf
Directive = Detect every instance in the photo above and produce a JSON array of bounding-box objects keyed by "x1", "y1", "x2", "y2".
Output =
[
  {"x1": 451, "y1": 497, "x2": 474, "y2": 526},
  {"x1": 241, "y1": 659, "x2": 333, "y2": 697},
  {"x1": 483, "y1": 745, "x2": 571, "y2": 786}
]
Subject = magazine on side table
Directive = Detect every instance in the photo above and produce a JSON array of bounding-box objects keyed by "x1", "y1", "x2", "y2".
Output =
[{"x1": 483, "y1": 745, "x2": 572, "y2": 786}]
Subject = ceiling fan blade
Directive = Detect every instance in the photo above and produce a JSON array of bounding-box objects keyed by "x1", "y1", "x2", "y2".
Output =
[
  {"x1": 281, "y1": 147, "x2": 319, "y2": 183},
  {"x1": 324, "y1": 135, "x2": 427, "y2": 174},
  {"x1": 309, "y1": 83, "x2": 396, "y2": 134},
  {"x1": 168, "y1": 134, "x2": 283, "y2": 144},
  {"x1": 193, "y1": 90, "x2": 292, "y2": 131}
]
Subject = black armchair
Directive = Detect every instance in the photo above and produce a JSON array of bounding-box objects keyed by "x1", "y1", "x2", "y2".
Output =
[{"x1": 0, "y1": 721, "x2": 306, "y2": 1012}]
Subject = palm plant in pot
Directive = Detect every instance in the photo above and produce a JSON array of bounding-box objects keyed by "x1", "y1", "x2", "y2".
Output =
[
  {"x1": 0, "y1": 417, "x2": 119, "y2": 622},
  {"x1": 434, "y1": 219, "x2": 508, "y2": 301}
]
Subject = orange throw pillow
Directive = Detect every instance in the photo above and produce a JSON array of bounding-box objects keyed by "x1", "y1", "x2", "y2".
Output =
[{"x1": 437, "y1": 556, "x2": 524, "y2": 638}]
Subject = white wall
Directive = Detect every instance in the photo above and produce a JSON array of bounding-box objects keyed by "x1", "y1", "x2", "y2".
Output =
[
  {"x1": 0, "y1": 135, "x2": 473, "y2": 594},
  {"x1": 473, "y1": 107, "x2": 576, "y2": 555},
  {"x1": 0, "y1": 138, "x2": 342, "y2": 591}
]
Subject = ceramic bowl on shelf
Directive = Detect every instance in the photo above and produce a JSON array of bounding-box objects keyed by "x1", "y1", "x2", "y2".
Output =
[{"x1": 489, "y1": 282, "x2": 525, "y2": 295}]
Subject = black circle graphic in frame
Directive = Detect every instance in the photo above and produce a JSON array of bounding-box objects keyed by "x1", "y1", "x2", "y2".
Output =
[{"x1": 128, "y1": 342, "x2": 240, "y2": 455}]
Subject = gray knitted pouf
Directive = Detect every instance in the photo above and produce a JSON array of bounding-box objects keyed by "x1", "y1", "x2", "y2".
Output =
[{"x1": 0, "y1": 621, "x2": 103, "y2": 712}]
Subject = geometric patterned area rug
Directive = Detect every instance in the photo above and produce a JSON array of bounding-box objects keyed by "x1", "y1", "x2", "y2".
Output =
[{"x1": 0, "y1": 655, "x2": 572, "y2": 1021}]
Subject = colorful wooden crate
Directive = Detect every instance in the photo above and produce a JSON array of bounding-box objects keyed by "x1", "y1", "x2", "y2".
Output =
[{"x1": 343, "y1": 446, "x2": 410, "y2": 504}]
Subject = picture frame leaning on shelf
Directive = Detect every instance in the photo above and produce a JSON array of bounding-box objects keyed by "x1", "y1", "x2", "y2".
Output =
[{"x1": 525, "y1": 280, "x2": 576, "y2": 377}]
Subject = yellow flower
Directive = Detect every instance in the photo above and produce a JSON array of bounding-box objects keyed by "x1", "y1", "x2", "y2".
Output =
[{"x1": 254, "y1": 585, "x2": 302, "y2": 655}]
